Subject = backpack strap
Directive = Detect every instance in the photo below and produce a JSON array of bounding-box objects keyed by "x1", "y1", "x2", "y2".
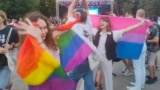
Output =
[{"x1": 6, "y1": 27, "x2": 13, "y2": 44}]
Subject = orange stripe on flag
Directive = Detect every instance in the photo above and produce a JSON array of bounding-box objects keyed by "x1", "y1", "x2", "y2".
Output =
[
  {"x1": 17, "y1": 35, "x2": 60, "y2": 85},
  {"x1": 56, "y1": 16, "x2": 80, "y2": 31}
]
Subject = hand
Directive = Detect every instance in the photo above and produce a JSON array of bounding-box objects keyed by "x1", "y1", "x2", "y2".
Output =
[
  {"x1": 0, "y1": 47, "x2": 7, "y2": 54},
  {"x1": 2, "y1": 43, "x2": 13, "y2": 50},
  {"x1": 75, "y1": 12, "x2": 81, "y2": 18},
  {"x1": 17, "y1": 18, "x2": 43, "y2": 43},
  {"x1": 140, "y1": 19, "x2": 146, "y2": 25}
]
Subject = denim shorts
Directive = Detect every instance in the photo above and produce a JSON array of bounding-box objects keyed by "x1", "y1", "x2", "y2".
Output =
[
  {"x1": 146, "y1": 51, "x2": 157, "y2": 66},
  {"x1": 0, "y1": 66, "x2": 11, "y2": 89},
  {"x1": 67, "y1": 60, "x2": 90, "y2": 82}
]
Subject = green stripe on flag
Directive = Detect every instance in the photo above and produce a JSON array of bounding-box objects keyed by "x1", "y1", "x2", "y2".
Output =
[{"x1": 58, "y1": 30, "x2": 75, "y2": 52}]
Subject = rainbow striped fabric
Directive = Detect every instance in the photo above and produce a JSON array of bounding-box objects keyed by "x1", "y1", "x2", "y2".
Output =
[
  {"x1": 29, "y1": 74, "x2": 76, "y2": 90},
  {"x1": 90, "y1": 15, "x2": 151, "y2": 59},
  {"x1": 17, "y1": 36, "x2": 66, "y2": 86},
  {"x1": 56, "y1": 16, "x2": 95, "y2": 72},
  {"x1": 57, "y1": 30, "x2": 95, "y2": 72},
  {"x1": 17, "y1": 16, "x2": 86, "y2": 90}
]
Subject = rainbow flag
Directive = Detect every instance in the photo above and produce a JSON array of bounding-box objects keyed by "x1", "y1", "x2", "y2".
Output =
[
  {"x1": 29, "y1": 74, "x2": 76, "y2": 90},
  {"x1": 56, "y1": 16, "x2": 80, "y2": 31},
  {"x1": 57, "y1": 30, "x2": 95, "y2": 72},
  {"x1": 90, "y1": 15, "x2": 152, "y2": 59},
  {"x1": 17, "y1": 35, "x2": 66, "y2": 86},
  {"x1": 17, "y1": 17, "x2": 83, "y2": 89}
]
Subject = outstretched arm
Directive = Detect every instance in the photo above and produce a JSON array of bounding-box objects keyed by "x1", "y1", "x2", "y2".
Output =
[
  {"x1": 122, "y1": 20, "x2": 145, "y2": 35},
  {"x1": 82, "y1": 0, "x2": 89, "y2": 15},
  {"x1": 67, "y1": 0, "x2": 79, "y2": 18}
]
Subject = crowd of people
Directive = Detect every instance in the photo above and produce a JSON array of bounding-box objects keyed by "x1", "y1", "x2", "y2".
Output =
[{"x1": 0, "y1": 0, "x2": 160, "y2": 90}]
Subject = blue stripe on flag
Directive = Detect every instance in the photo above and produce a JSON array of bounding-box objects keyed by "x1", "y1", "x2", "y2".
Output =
[
  {"x1": 116, "y1": 41, "x2": 143, "y2": 59},
  {"x1": 60, "y1": 34, "x2": 84, "y2": 69}
]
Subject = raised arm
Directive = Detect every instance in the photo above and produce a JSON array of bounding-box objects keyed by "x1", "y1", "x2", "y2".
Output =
[
  {"x1": 67, "y1": 0, "x2": 79, "y2": 18},
  {"x1": 82, "y1": 0, "x2": 89, "y2": 15},
  {"x1": 122, "y1": 20, "x2": 145, "y2": 35}
]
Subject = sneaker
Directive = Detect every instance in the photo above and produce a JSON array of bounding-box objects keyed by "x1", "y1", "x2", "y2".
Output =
[
  {"x1": 146, "y1": 75, "x2": 150, "y2": 79},
  {"x1": 145, "y1": 77, "x2": 156, "y2": 84},
  {"x1": 154, "y1": 76, "x2": 158, "y2": 81},
  {"x1": 126, "y1": 86, "x2": 141, "y2": 90},
  {"x1": 146, "y1": 76, "x2": 158, "y2": 81},
  {"x1": 123, "y1": 70, "x2": 133, "y2": 76},
  {"x1": 130, "y1": 82, "x2": 144, "y2": 88}
]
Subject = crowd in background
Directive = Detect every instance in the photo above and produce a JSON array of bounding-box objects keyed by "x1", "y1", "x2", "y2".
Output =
[{"x1": 0, "y1": 0, "x2": 160, "y2": 90}]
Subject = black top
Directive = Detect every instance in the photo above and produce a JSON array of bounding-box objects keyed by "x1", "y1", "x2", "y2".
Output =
[
  {"x1": 93, "y1": 31, "x2": 117, "y2": 60},
  {"x1": 0, "y1": 25, "x2": 19, "y2": 66}
]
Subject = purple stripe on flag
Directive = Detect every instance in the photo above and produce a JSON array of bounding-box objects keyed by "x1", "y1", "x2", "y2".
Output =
[
  {"x1": 29, "y1": 78, "x2": 76, "y2": 90},
  {"x1": 65, "y1": 43, "x2": 93, "y2": 72},
  {"x1": 119, "y1": 33, "x2": 146, "y2": 43}
]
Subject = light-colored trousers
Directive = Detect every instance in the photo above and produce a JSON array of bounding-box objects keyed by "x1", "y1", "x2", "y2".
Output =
[
  {"x1": 94, "y1": 53, "x2": 113, "y2": 90},
  {"x1": 133, "y1": 49, "x2": 146, "y2": 88}
]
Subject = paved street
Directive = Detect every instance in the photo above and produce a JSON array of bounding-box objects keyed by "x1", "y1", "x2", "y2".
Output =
[
  {"x1": 11, "y1": 51, "x2": 160, "y2": 90},
  {"x1": 112, "y1": 52, "x2": 160, "y2": 90}
]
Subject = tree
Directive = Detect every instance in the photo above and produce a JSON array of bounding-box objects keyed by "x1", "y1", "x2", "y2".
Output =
[
  {"x1": 138, "y1": 0, "x2": 160, "y2": 16},
  {"x1": 0, "y1": 0, "x2": 39, "y2": 19},
  {"x1": 39, "y1": 0, "x2": 56, "y2": 17},
  {"x1": 115, "y1": 0, "x2": 160, "y2": 17},
  {"x1": 115, "y1": 0, "x2": 135, "y2": 16}
]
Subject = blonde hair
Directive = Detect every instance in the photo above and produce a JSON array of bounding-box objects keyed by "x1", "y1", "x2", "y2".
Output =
[
  {"x1": 0, "y1": 10, "x2": 7, "y2": 25},
  {"x1": 136, "y1": 9, "x2": 145, "y2": 18}
]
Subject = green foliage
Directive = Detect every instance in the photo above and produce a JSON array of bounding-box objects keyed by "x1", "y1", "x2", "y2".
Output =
[
  {"x1": 115, "y1": 0, "x2": 160, "y2": 16},
  {"x1": 0, "y1": 0, "x2": 39, "y2": 19},
  {"x1": 0, "y1": 0, "x2": 56, "y2": 19},
  {"x1": 138, "y1": 0, "x2": 160, "y2": 16},
  {"x1": 1, "y1": 0, "x2": 159, "y2": 19},
  {"x1": 39, "y1": 0, "x2": 56, "y2": 17},
  {"x1": 115, "y1": 0, "x2": 138, "y2": 16}
]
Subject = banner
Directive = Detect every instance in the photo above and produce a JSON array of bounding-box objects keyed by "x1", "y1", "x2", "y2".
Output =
[{"x1": 90, "y1": 15, "x2": 152, "y2": 59}]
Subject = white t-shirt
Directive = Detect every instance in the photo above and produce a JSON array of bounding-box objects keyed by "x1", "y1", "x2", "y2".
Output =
[
  {"x1": 67, "y1": 16, "x2": 93, "y2": 41},
  {"x1": 96, "y1": 30, "x2": 123, "y2": 53}
]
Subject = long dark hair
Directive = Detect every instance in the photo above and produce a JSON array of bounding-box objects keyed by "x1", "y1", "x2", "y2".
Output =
[
  {"x1": 98, "y1": 17, "x2": 112, "y2": 32},
  {"x1": 76, "y1": 9, "x2": 87, "y2": 23},
  {"x1": 25, "y1": 11, "x2": 57, "y2": 51}
]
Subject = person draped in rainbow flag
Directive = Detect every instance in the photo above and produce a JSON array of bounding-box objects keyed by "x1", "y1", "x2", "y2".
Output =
[
  {"x1": 15, "y1": 1, "x2": 97, "y2": 88},
  {"x1": 15, "y1": 11, "x2": 85, "y2": 90}
]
